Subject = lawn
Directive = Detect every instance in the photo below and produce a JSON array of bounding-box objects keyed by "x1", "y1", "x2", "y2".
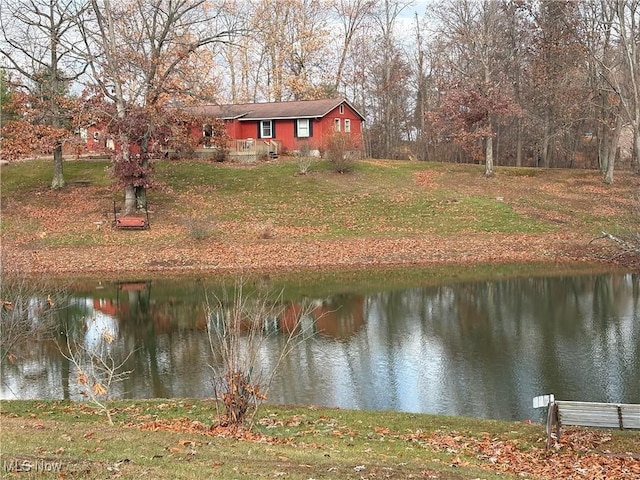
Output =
[
  {"x1": 2, "y1": 399, "x2": 638, "y2": 479},
  {"x1": 0, "y1": 158, "x2": 565, "y2": 244},
  {"x1": 0, "y1": 156, "x2": 637, "y2": 275}
]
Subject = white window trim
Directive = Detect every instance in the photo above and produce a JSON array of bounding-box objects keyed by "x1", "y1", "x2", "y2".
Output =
[
  {"x1": 344, "y1": 119, "x2": 351, "y2": 133},
  {"x1": 334, "y1": 118, "x2": 341, "y2": 132},
  {"x1": 261, "y1": 120, "x2": 273, "y2": 138},
  {"x1": 297, "y1": 119, "x2": 310, "y2": 138},
  {"x1": 339, "y1": 104, "x2": 344, "y2": 114}
]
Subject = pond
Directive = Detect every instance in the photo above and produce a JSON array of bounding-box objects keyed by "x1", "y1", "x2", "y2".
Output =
[{"x1": 1, "y1": 271, "x2": 639, "y2": 422}]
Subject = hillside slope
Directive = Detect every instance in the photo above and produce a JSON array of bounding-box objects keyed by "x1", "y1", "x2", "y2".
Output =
[{"x1": 1, "y1": 159, "x2": 637, "y2": 276}]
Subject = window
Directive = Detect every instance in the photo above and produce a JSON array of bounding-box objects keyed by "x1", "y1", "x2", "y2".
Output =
[
  {"x1": 344, "y1": 119, "x2": 351, "y2": 133},
  {"x1": 296, "y1": 119, "x2": 310, "y2": 138},
  {"x1": 334, "y1": 118, "x2": 341, "y2": 132},
  {"x1": 203, "y1": 124, "x2": 213, "y2": 147},
  {"x1": 339, "y1": 104, "x2": 344, "y2": 114},
  {"x1": 260, "y1": 120, "x2": 273, "y2": 138}
]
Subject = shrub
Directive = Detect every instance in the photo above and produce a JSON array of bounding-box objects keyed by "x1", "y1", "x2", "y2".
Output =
[
  {"x1": 257, "y1": 221, "x2": 275, "y2": 240},
  {"x1": 324, "y1": 132, "x2": 358, "y2": 173},
  {"x1": 58, "y1": 325, "x2": 134, "y2": 425},
  {"x1": 205, "y1": 281, "x2": 313, "y2": 429},
  {"x1": 294, "y1": 141, "x2": 315, "y2": 175},
  {"x1": 0, "y1": 261, "x2": 64, "y2": 367},
  {"x1": 185, "y1": 216, "x2": 216, "y2": 240},
  {"x1": 211, "y1": 147, "x2": 228, "y2": 162}
]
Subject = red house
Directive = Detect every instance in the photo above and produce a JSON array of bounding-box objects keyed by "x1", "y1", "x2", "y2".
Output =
[{"x1": 183, "y1": 97, "x2": 365, "y2": 159}]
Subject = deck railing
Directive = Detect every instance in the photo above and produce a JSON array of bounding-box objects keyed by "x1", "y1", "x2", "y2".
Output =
[
  {"x1": 230, "y1": 138, "x2": 280, "y2": 160},
  {"x1": 196, "y1": 138, "x2": 281, "y2": 162}
]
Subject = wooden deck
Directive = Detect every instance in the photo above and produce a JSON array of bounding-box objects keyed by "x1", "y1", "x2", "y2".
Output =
[{"x1": 196, "y1": 139, "x2": 280, "y2": 162}]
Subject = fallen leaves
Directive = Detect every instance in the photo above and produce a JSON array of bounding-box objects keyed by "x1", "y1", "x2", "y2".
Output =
[
  {"x1": 178, "y1": 439, "x2": 198, "y2": 447},
  {"x1": 133, "y1": 417, "x2": 292, "y2": 446},
  {"x1": 5, "y1": 160, "x2": 639, "y2": 276},
  {"x1": 128, "y1": 413, "x2": 640, "y2": 480},
  {"x1": 404, "y1": 428, "x2": 640, "y2": 480},
  {"x1": 413, "y1": 170, "x2": 440, "y2": 188}
]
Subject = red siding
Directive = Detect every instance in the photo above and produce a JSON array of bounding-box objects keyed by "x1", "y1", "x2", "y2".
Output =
[
  {"x1": 238, "y1": 121, "x2": 257, "y2": 140},
  {"x1": 81, "y1": 101, "x2": 364, "y2": 155},
  {"x1": 230, "y1": 103, "x2": 363, "y2": 153},
  {"x1": 85, "y1": 125, "x2": 104, "y2": 153},
  {"x1": 225, "y1": 119, "x2": 240, "y2": 139}
]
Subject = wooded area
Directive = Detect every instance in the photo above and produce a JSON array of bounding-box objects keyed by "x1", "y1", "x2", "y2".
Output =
[{"x1": 1, "y1": 0, "x2": 639, "y2": 188}]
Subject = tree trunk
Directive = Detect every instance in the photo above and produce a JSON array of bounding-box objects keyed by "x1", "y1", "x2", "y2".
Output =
[
  {"x1": 515, "y1": 118, "x2": 523, "y2": 167},
  {"x1": 50, "y1": 144, "x2": 65, "y2": 189},
  {"x1": 484, "y1": 135, "x2": 494, "y2": 177},
  {"x1": 603, "y1": 114, "x2": 623, "y2": 184},
  {"x1": 61, "y1": 349, "x2": 70, "y2": 400},
  {"x1": 124, "y1": 184, "x2": 136, "y2": 214},
  {"x1": 135, "y1": 138, "x2": 150, "y2": 211},
  {"x1": 597, "y1": 122, "x2": 607, "y2": 174},
  {"x1": 541, "y1": 108, "x2": 551, "y2": 168},
  {"x1": 135, "y1": 186, "x2": 147, "y2": 211},
  {"x1": 634, "y1": 125, "x2": 640, "y2": 171}
]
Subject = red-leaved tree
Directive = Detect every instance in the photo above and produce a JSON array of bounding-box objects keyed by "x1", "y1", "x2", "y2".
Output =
[
  {"x1": 78, "y1": 0, "x2": 237, "y2": 214},
  {"x1": 83, "y1": 98, "x2": 226, "y2": 211},
  {"x1": 428, "y1": 84, "x2": 519, "y2": 175},
  {"x1": 0, "y1": 89, "x2": 86, "y2": 164}
]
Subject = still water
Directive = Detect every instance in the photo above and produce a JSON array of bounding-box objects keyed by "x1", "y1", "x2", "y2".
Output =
[{"x1": 2, "y1": 272, "x2": 639, "y2": 422}]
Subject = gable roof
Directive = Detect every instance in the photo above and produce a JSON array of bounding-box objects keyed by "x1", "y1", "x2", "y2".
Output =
[{"x1": 181, "y1": 98, "x2": 365, "y2": 121}]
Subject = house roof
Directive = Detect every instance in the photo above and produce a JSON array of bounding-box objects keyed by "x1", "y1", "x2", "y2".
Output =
[{"x1": 181, "y1": 98, "x2": 365, "y2": 121}]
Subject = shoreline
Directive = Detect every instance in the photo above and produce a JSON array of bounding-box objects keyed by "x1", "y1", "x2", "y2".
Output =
[{"x1": 3, "y1": 232, "x2": 628, "y2": 279}]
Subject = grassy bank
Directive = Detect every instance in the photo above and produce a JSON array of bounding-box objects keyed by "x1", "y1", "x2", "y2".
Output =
[
  {"x1": 2, "y1": 158, "x2": 636, "y2": 244},
  {"x1": 0, "y1": 157, "x2": 637, "y2": 275},
  {"x1": 2, "y1": 399, "x2": 638, "y2": 479}
]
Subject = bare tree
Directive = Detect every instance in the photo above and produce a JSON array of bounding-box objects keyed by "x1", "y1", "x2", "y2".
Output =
[
  {"x1": 428, "y1": 0, "x2": 517, "y2": 175},
  {"x1": 241, "y1": 0, "x2": 332, "y2": 102},
  {"x1": 615, "y1": 0, "x2": 640, "y2": 169},
  {"x1": 366, "y1": 0, "x2": 413, "y2": 159},
  {"x1": 578, "y1": 1, "x2": 626, "y2": 183},
  {"x1": 0, "y1": 254, "x2": 71, "y2": 403},
  {"x1": 217, "y1": 3, "x2": 253, "y2": 103},
  {"x1": 526, "y1": 0, "x2": 586, "y2": 169},
  {"x1": 501, "y1": 0, "x2": 533, "y2": 167},
  {"x1": 1, "y1": 277, "x2": 58, "y2": 367},
  {"x1": 58, "y1": 324, "x2": 134, "y2": 425},
  {"x1": 331, "y1": 0, "x2": 377, "y2": 92},
  {"x1": 409, "y1": 12, "x2": 435, "y2": 160}
]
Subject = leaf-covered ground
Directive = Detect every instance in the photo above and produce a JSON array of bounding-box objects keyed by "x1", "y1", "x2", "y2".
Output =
[
  {"x1": 1, "y1": 400, "x2": 638, "y2": 479},
  {"x1": 135, "y1": 417, "x2": 640, "y2": 479},
  {"x1": 2, "y1": 158, "x2": 638, "y2": 277}
]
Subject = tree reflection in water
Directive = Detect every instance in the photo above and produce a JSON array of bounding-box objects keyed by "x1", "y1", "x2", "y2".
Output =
[{"x1": 1, "y1": 273, "x2": 638, "y2": 422}]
